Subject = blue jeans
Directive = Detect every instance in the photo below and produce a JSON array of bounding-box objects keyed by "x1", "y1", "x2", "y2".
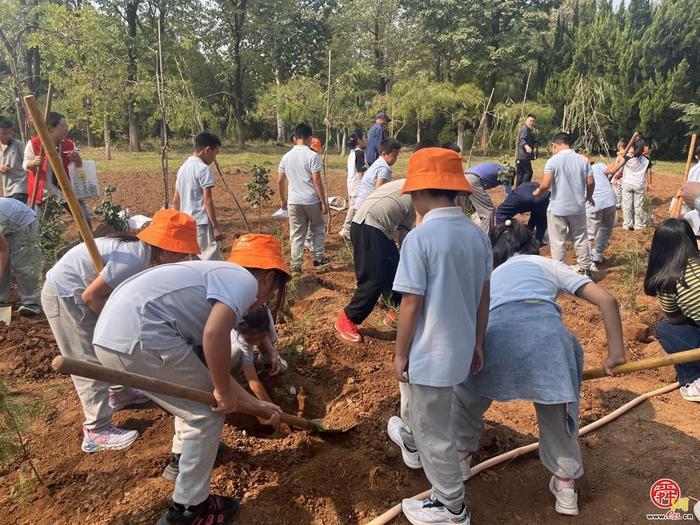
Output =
[{"x1": 655, "y1": 320, "x2": 700, "y2": 385}]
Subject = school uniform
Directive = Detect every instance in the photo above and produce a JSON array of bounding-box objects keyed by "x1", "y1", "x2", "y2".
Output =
[
  {"x1": 93, "y1": 261, "x2": 258, "y2": 508},
  {"x1": 621, "y1": 155, "x2": 651, "y2": 229},
  {"x1": 465, "y1": 162, "x2": 510, "y2": 234},
  {"x1": 0, "y1": 197, "x2": 40, "y2": 306},
  {"x1": 393, "y1": 207, "x2": 492, "y2": 512},
  {"x1": 175, "y1": 156, "x2": 219, "y2": 260},
  {"x1": 453, "y1": 255, "x2": 591, "y2": 481},
  {"x1": 544, "y1": 150, "x2": 592, "y2": 271},
  {"x1": 344, "y1": 180, "x2": 415, "y2": 324},
  {"x1": 340, "y1": 147, "x2": 368, "y2": 236},
  {"x1": 495, "y1": 182, "x2": 550, "y2": 242},
  {"x1": 688, "y1": 162, "x2": 700, "y2": 184},
  {"x1": 1, "y1": 138, "x2": 28, "y2": 202},
  {"x1": 279, "y1": 145, "x2": 325, "y2": 268},
  {"x1": 41, "y1": 238, "x2": 152, "y2": 431},
  {"x1": 353, "y1": 156, "x2": 392, "y2": 211},
  {"x1": 586, "y1": 163, "x2": 617, "y2": 263}
]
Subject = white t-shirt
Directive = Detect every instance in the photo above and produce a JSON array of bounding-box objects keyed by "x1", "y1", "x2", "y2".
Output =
[
  {"x1": 346, "y1": 149, "x2": 361, "y2": 197},
  {"x1": 490, "y1": 254, "x2": 591, "y2": 312},
  {"x1": 688, "y1": 162, "x2": 700, "y2": 183},
  {"x1": 622, "y1": 156, "x2": 650, "y2": 189},
  {"x1": 230, "y1": 308, "x2": 278, "y2": 365},
  {"x1": 0, "y1": 197, "x2": 36, "y2": 234},
  {"x1": 586, "y1": 163, "x2": 617, "y2": 214},
  {"x1": 94, "y1": 261, "x2": 258, "y2": 354},
  {"x1": 684, "y1": 210, "x2": 700, "y2": 235},
  {"x1": 278, "y1": 145, "x2": 322, "y2": 206},
  {"x1": 544, "y1": 149, "x2": 592, "y2": 216},
  {"x1": 46, "y1": 237, "x2": 151, "y2": 298},
  {"x1": 393, "y1": 207, "x2": 492, "y2": 387},
  {"x1": 175, "y1": 156, "x2": 215, "y2": 225},
  {"x1": 353, "y1": 157, "x2": 392, "y2": 210}
]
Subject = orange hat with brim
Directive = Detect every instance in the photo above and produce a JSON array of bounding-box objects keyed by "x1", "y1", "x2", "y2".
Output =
[
  {"x1": 310, "y1": 137, "x2": 322, "y2": 154},
  {"x1": 401, "y1": 147, "x2": 472, "y2": 194},
  {"x1": 228, "y1": 233, "x2": 292, "y2": 280},
  {"x1": 137, "y1": 209, "x2": 200, "y2": 254}
]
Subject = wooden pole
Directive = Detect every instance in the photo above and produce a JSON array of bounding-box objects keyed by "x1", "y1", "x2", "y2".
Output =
[
  {"x1": 671, "y1": 133, "x2": 698, "y2": 219},
  {"x1": 466, "y1": 88, "x2": 495, "y2": 169},
  {"x1": 23, "y1": 95, "x2": 103, "y2": 272},
  {"x1": 323, "y1": 49, "x2": 332, "y2": 233},
  {"x1": 213, "y1": 160, "x2": 251, "y2": 233},
  {"x1": 583, "y1": 347, "x2": 700, "y2": 380},
  {"x1": 156, "y1": 18, "x2": 170, "y2": 209},
  {"x1": 28, "y1": 83, "x2": 54, "y2": 209}
]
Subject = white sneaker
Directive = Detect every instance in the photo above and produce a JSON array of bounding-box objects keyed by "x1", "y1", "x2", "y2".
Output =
[
  {"x1": 81, "y1": 425, "x2": 139, "y2": 453},
  {"x1": 590, "y1": 262, "x2": 599, "y2": 273},
  {"x1": 387, "y1": 416, "x2": 422, "y2": 469},
  {"x1": 108, "y1": 387, "x2": 151, "y2": 411},
  {"x1": 680, "y1": 378, "x2": 700, "y2": 402},
  {"x1": 402, "y1": 498, "x2": 469, "y2": 525},
  {"x1": 549, "y1": 476, "x2": 579, "y2": 516},
  {"x1": 459, "y1": 455, "x2": 472, "y2": 481}
]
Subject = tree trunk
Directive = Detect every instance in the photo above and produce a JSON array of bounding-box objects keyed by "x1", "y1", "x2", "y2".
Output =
[
  {"x1": 457, "y1": 122, "x2": 464, "y2": 153},
  {"x1": 0, "y1": 27, "x2": 27, "y2": 141},
  {"x1": 86, "y1": 122, "x2": 95, "y2": 148},
  {"x1": 341, "y1": 129, "x2": 347, "y2": 157},
  {"x1": 274, "y1": 67, "x2": 286, "y2": 143},
  {"x1": 126, "y1": 1, "x2": 141, "y2": 152},
  {"x1": 416, "y1": 118, "x2": 421, "y2": 144},
  {"x1": 103, "y1": 113, "x2": 112, "y2": 161},
  {"x1": 232, "y1": 0, "x2": 248, "y2": 149},
  {"x1": 335, "y1": 129, "x2": 341, "y2": 154},
  {"x1": 479, "y1": 112, "x2": 489, "y2": 150}
]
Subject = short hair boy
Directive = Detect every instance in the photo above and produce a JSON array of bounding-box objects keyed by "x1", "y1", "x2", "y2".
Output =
[
  {"x1": 386, "y1": 148, "x2": 491, "y2": 525},
  {"x1": 353, "y1": 138, "x2": 401, "y2": 211},
  {"x1": 0, "y1": 118, "x2": 28, "y2": 203},
  {"x1": 172, "y1": 131, "x2": 223, "y2": 260}
]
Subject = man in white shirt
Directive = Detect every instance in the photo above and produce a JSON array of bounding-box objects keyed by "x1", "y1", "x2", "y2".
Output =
[
  {"x1": 0, "y1": 118, "x2": 27, "y2": 203},
  {"x1": 173, "y1": 132, "x2": 223, "y2": 260},
  {"x1": 353, "y1": 138, "x2": 401, "y2": 211},
  {"x1": 278, "y1": 123, "x2": 330, "y2": 273}
]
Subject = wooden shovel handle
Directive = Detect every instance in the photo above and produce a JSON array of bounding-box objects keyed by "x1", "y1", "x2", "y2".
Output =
[
  {"x1": 583, "y1": 347, "x2": 700, "y2": 380},
  {"x1": 51, "y1": 356, "x2": 315, "y2": 430}
]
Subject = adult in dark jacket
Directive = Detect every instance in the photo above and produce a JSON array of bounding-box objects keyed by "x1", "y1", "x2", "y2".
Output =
[
  {"x1": 515, "y1": 114, "x2": 540, "y2": 186},
  {"x1": 496, "y1": 181, "x2": 550, "y2": 244},
  {"x1": 365, "y1": 112, "x2": 390, "y2": 166}
]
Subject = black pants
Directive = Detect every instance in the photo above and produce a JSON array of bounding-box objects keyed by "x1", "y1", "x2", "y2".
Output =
[
  {"x1": 516, "y1": 159, "x2": 533, "y2": 186},
  {"x1": 344, "y1": 222, "x2": 401, "y2": 325}
]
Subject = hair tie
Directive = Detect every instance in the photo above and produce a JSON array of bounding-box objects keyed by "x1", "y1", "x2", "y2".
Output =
[{"x1": 505, "y1": 219, "x2": 512, "y2": 227}]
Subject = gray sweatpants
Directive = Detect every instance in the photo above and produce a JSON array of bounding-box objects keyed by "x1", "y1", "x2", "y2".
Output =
[
  {"x1": 466, "y1": 174, "x2": 495, "y2": 235},
  {"x1": 452, "y1": 384, "x2": 583, "y2": 480},
  {"x1": 41, "y1": 282, "x2": 124, "y2": 431},
  {"x1": 288, "y1": 203, "x2": 325, "y2": 267},
  {"x1": 341, "y1": 196, "x2": 357, "y2": 235},
  {"x1": 0, "y1": 220, "x2": 41, "y2": 305},
  {"x1": 95, "y1": 343, "x2": 224, "y2": 507},
  {"x1": 547, "y1": 212, "x2": 590, "y2": 271},
  {"x1": 586, "y1": 206, "x2": 616, "y2": 262},
  {"x1": 197, "y1": 223, "x2": 220, "y2": 261},
  {"x1": 399, "y1": 382, "x2": 464, "y2": 512},
  {"x1": 621, "y1": 184, "x2": 646, "y2": 229}
]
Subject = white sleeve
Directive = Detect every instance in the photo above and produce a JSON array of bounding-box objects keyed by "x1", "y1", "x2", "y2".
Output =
[
  {"x1": 99, "y1": 242, "x2": 150, "y2": 289},
  {"x1": 553, "y1": 260, "x2": 592, "y2": 296},
  {"x1": 310, "y1": 152, "x2": 322, "y2": 173},
  {"x1": 23, "y1": 141, "x2": 35, "y2": 170},
  {"x1": 206, "y1": 268, "x2": 259, "y2": 322},
  {"x1": 543, "y1": 156, "x2": 555, "y2": 174},
  {"x1": 393, "y1": 233, "x2": 427, "y2": 295},
  {"x1": 199, "y1": 165, "x2": 215, "y2": 188}
]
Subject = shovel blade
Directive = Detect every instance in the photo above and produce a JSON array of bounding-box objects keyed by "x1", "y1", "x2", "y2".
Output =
[{"x1": 309, "y1": 418, "x2": 357, "y2": 434}]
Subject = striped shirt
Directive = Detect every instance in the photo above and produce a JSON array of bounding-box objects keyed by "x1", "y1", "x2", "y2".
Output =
[{"x1": 658, "y1": 260, "x2": 700, "y2": 322}]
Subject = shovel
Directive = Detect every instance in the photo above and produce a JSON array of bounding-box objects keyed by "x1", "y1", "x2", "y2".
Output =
[
  {"x1": 51, "y1": 356, "x2": 356, "y2": 434},
  {"x1": 583, "y1": 347, "x2": 700, "y2": 380},
  {"x1": 0, "y1": 305, "x2": 11, "y2": 325}
]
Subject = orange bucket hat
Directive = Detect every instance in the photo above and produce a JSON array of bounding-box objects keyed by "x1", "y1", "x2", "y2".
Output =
[
  {"x1": 401, "y1": 147, "x2": 472, "y2": 194},
  {"x1": 228, "y1": 233, "x2": 292, "y2": 280},
  {"x1": 137, "y1": 209, "x2": 200, "y2": 254},
  {"x1": 310, "y1": 137, "x2": 322, "y2": 154}
]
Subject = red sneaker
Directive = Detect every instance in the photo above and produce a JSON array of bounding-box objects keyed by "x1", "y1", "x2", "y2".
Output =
[
  {"x1": 335, "y1": 311, "x2": 362, "y2": 342},
  {"x1": 383, "y1": 309, "x2": 398, "y2": 328}
]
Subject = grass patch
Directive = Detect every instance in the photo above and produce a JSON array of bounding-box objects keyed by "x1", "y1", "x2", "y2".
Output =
[{"x1": 610, "y1": 240, "x2": 649, "y2": 312}]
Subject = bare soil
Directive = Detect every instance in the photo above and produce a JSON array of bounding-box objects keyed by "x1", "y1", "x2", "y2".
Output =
[{"x1": 0, "y1": 163, "x2": 698, "y2": 525}]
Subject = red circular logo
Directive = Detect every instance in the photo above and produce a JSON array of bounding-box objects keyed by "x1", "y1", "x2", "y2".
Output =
[{"x1": 650, "y1": 478, "x2": 682, "y2": 509}]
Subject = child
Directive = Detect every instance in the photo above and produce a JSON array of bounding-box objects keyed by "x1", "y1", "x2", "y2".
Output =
[
  {"x1": 42, "y1": 209, "x2": 200, "y2": 452},
  {"x1": 533, "y1": 133, "x2": 594, "y2": 275},
  {"x1": 688, "y1": 144, "x2": 700, "y2": 183},
  {"x1": 0, "y1": 117, "x2": 27, "y2": 203},
  {"x1": 334, "y1": 179, "x2": 416, "y2": 342},
  {"x1": 339, "y1": 129, "x2": 368, "y2": 241},
  {"x1": 173, "y1": 131, "x2": 224, "y2": 260},
  {"x1": 619, "y1": 136, "x2": 652, "y2": 230},
  {"x1": 586, "y1": 158, "x2": 618, "y2": 270},
  {"x1": 607, "y1": 139, "x2": 626, "y2": 208},
  {"x1": 92, "y1": 233, "x2": 288, "y2": 525},
  {"x1": 453, "y1": 221, "x2": 626, "y2": 516},
  {"x1": 353, "y1": 138, "x2": 401, "y2": 212},
  {"x1": 644, "y1": 219, "x2": 700, "y2": 402},
  {"x1": 278, "y1": 123, "x2": 331, "y2": 273},
  {"x1": 0, "y1": 197, "x2": 41, "y2": 315},
  {"x1": 387, "y1": 148, "x2": 490, "y2": 525}
]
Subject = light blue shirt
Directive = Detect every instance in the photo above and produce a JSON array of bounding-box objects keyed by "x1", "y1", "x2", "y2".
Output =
[
  {"x1": 0, "y1": 197, "x2": 35, "y2": 233},
  {"x1": 353, "y1": 157, "x2": 392, "y2": 210},
  {"x1": 393, "y1": 207, "x2": 492, "y2": 387},
  {"x1": 278, "y1": 145, "x2": 322, "y2": 206},
  {"x1": 586, "y1": 163, "x2": 617, "y2": 214},
  {"x1": 544, "y1": 149, "x2": 592, "y2": 216}
]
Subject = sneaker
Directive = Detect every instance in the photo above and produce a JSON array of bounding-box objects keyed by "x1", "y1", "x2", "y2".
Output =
[
  {"x1": 334, "y1": 311, "x2": 362, "y2": 343},
  {"x1": 680, "y1": 378, "x2": 700, "y2": 402},
  {"x1": 549, "y1": 476, "x2": 579, "y2": 516},
  {"x1": 313, "y1": 255, "x2": 332, "y2": 268},
  {"x1": 590, "y1": 262, "x2": 599, "y2": 273},
  {"x1": 18, "y1": 304, "x2": 41, "y2": 316},
  {"x1": 387, "y1": 416, "x2": 422, "y2": 469},
  {"x1": 577, "y1": 268, "x2": 592, "y2": 277},
  {"x1": 156, "y1": 495, "x2": 241, "y2": 525},
  {"x1": 383, "y1": 309, "x2": 398, "y2": 328},
  {"x1": 402, "y1": 498, "x2": 469, "y2": 525},
  {"x1": 162, "y1": 453, "x2": 181, "y2": 481},
  {"x1": 81, "y1": 425, "x2": 139, "y2": 453},
  {"x1": 459, "y1": 454, "x2": 472, "y2": 481},
  {"x1": 108, "y1": 387, "x2": 151, "y2": 411}
]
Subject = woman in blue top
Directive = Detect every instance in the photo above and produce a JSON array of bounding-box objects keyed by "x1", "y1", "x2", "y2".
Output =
[{"x1": 452, "y1": 220, "x2": 626, "y2": 517}]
